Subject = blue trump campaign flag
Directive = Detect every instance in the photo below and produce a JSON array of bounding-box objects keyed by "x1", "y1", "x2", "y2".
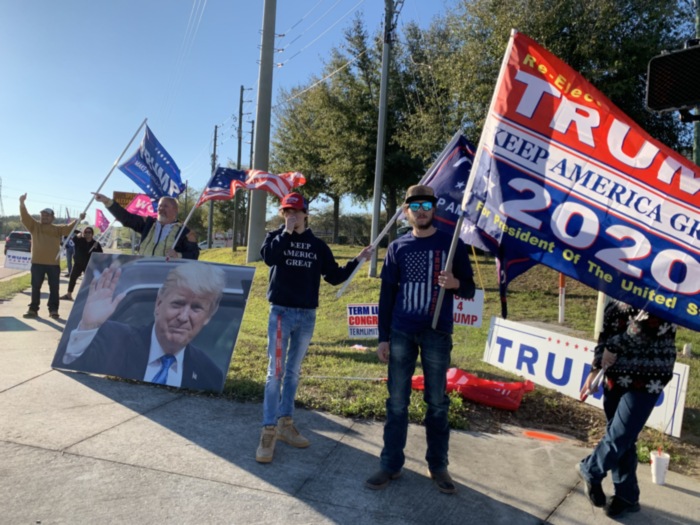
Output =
[
  {"x1": 422, "y1": 132, "x2": 536, "y2": 318},
  {"x1": 421, "y1": 134, "x2": 482, "y2": 245},
  {"x1": 118, "y1": 126, "x2": 185, "y2": 201},
  {"x1": 197, "y1": 167, "x2": 247, "y2": 206}
]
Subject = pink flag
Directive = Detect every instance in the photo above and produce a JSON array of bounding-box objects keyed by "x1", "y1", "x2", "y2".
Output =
[
  {"x1": 125, "y1": 194, "x2": 158, "y2": 218},
  {"x1": 95, "y1": 209, "x2": 110, "y2": 232}
]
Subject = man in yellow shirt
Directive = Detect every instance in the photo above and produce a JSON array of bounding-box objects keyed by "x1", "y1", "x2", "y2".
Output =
[{"x1": 19, "y1": 194, "x2": 82, "y2": 319}]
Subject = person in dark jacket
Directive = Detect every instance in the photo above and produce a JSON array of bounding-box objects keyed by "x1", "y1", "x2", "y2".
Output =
[
  {"x1": 365, "y1": 184, "x2": 475, "y2": 495},
  {"x1": 61, "y1": 226, "x2": 103, "y2": 300},
  {"x1": 577, "y1": 299, "x2": 677, "y2": 518},
  {"x1": 93, "y1": 193, "x2": 199, "y2": 260},
  {"x1": 255, "y1": 192, "x2": 372, "y2": 463}
]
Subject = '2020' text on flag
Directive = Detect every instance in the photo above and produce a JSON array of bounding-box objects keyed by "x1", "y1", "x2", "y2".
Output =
[
  {"x1": 197, "y1": 168, "x2": 306, "y2": 206},
  {"x1": 118, "y1": 126, "x2": 185, "y2": 201},
  {"x1": 419, "y1": 132, "x2": 534, "y2": 317},
  {"x1": 461, "y1": 30, "x2": 700, "y2": 331}
]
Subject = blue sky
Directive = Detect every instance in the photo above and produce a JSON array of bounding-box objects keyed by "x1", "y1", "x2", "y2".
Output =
[{"x1": 0, "y1": 0, "x2": 456, "y2": 225}]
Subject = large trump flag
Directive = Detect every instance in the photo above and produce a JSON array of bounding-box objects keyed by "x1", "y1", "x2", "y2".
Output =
[{"x1": 461, "y1": 30, "x2": 700, "y2": 331}]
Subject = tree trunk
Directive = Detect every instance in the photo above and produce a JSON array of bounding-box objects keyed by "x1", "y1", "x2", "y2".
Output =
[{"x1": 332, "y1": 195, "x2": 340, "y2": 244}]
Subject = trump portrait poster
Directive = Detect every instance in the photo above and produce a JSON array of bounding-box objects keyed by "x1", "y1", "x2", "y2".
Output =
[{"x1": 52, "y1": 253, "x2": 255, "y2": 393}]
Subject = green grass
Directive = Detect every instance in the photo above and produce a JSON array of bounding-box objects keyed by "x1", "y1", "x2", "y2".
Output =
[
  {"x1": 200, "y1": 245, "x2": 700, "y2": 447},
  {"x1": 3, "y1": 247, "x2": 699, "y2": 457},
  {"x1": 0, "y1": 274, "x2": 31, "y2": 301},
  {"x1": 0, "y1": 260, "x2": 67, "y2": 301}
]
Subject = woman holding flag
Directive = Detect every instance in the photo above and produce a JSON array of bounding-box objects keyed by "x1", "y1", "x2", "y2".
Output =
[{"x1": 61, "y1": 227, "x2": 103, "y2": 301}]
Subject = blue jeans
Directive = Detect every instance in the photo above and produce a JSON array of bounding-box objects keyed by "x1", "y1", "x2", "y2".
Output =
[
  {"x1": 65, "y1": 246, "x2": 74, "y2": 274},
  {"x1": 580, "y1": 385, "x2": 660, "y2": 503},
  {"x1": 380, "y1": 328, "x2": 453, "y2": 474},
  {"x1": 29, "y1": 264, "x2": 60, "y2": 313},
  {"x1": 262, "y1": 305, "x2": 317, "y2": 426}
]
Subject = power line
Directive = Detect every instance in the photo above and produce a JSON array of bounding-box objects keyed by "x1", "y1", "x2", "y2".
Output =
[
  {"x1": 275, "y1": 0, "x2": 366, "y2": 69},
  {"x1": 274, "y1": 49, "x2": 368, "y2": 108}
]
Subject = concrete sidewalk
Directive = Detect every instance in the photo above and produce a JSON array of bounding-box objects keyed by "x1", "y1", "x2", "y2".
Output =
[{"x1": 1, "y1": 278, "x2": 699, "y2": 524}]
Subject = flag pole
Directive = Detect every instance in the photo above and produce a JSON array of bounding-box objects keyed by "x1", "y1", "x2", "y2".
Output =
[
  {"x1": 171, "y1": 170, "x2": 217, "y2": 251},
  {"x1": 57, "y1": 118, "x2": 148, "y2": 260},
  {"x1": 431, "y1": 214, "x2": 465, "y2": 329},
  {"x1": 337, "y1": 130, "x2": 466, "y2": 299},
  {"x1": 335, "y1": 207, "x2": 403, "y2": 298}
]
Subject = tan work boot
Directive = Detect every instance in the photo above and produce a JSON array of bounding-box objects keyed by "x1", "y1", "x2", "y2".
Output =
[
  {"x1": 276, "y1": 416, "x2": 310, "y2": 448},
  {"x1": 255, "y1": 425, "x2": 277, "y2": 463}
]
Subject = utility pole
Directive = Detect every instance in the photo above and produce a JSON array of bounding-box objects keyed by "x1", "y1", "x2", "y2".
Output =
[
  {"x1": 368, "y1": 0, "x2": 395, "y2": 277},
  {"x1": 208, "y1": 125, "x2": 218, "y2": 249},
  {"x1": 245, "y1": 119, "x2": 255, "y2": 245},
  {"x1": 233, "y1": 85, "x2": 245, "y2": 251},
  {"x1": 246, "y1": 0, "x2": 276, "y2": 263}
]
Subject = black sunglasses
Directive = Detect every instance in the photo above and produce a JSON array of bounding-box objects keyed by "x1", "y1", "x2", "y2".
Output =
[{"x1": 408, "y1": 201, "x2": 434, "y2": 212}]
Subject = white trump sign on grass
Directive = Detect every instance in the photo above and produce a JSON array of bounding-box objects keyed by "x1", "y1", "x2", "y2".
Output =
[{"x1": 483, "y1": 317, "x2": 688, "y2": 437}]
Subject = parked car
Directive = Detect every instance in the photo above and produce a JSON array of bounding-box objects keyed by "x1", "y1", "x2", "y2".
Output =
[
  {"x1": 4, "y1": 231, "x2": 32, "y2": 255},
  {"x1": 198, "y1": 240, "x2": 226, "y2": 249}
]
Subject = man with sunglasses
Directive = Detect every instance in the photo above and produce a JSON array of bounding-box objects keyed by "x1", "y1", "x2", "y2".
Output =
[{"x1": 366, "y1": 185, "x2": 475, "y2": 495}]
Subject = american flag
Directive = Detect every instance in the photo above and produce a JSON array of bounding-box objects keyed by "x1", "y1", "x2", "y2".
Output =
[
  {"x1": 197, "y1": 168, "x2": 306, "y2": 206},
  {"x1": 198, "y1": 167, "x2": 246, "y2": 205},
  {"x1": 401, "y1": 249, "x2": 444, "y2": 316},
  {"x1": 235, "y1": 170, "x2": 306, "y2": 200}
]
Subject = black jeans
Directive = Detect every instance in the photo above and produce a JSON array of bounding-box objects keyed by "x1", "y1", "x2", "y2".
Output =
[
  {"x1": 29, "y1": 264, "x2": 60, "y2": 313},
  {"x1": 67, "y1": 260, "x2": 88, "y2": 294}
]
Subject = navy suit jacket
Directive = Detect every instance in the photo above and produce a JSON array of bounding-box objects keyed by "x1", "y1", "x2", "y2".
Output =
[{"x1": 69, "y1": 321, "x2": 224, "y2": 392}]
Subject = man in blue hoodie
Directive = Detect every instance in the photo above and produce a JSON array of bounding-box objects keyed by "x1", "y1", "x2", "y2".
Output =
[{"x1": 256, "y1": 192, "x2": 372, "y2": 463}]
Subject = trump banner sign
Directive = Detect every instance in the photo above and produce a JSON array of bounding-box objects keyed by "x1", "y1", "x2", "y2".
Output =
[{"x1": 462, "y1": 30, "x2": 700, "y2": 331}]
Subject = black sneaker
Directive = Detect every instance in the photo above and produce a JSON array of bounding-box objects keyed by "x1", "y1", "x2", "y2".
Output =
[
  {"x1": 428, "y1": 469, "x2": 457, "y2": 495},
  {"x1": 365, "y1": 469, "x2": 401, "y2": 490},
  {"x1": 576, "y1": 462, "x2": 606, "y2": 507},
  {"x1": 23, "y1": 309, "x2": 38, "y2": 318},
  {"x1": 606, "y1": 496, "x2": 640, "y2": 517},
  {"x1": 49, "y1": 311, "x2": 60, "y2": 320}
]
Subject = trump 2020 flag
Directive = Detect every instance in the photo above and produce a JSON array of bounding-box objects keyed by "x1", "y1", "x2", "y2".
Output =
[
  {"x1": 419, "y1": 132, "x2": 534, "y2": 318},
  {"x1": 95, "y1": 209, "x2": 110, "y2": 233},
  {"x1": 461, "y1": 30, "x2": 700, "y2": 331},
  {"x1": 118, "y1": 126, "x2": 185, "y2": 200}
]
